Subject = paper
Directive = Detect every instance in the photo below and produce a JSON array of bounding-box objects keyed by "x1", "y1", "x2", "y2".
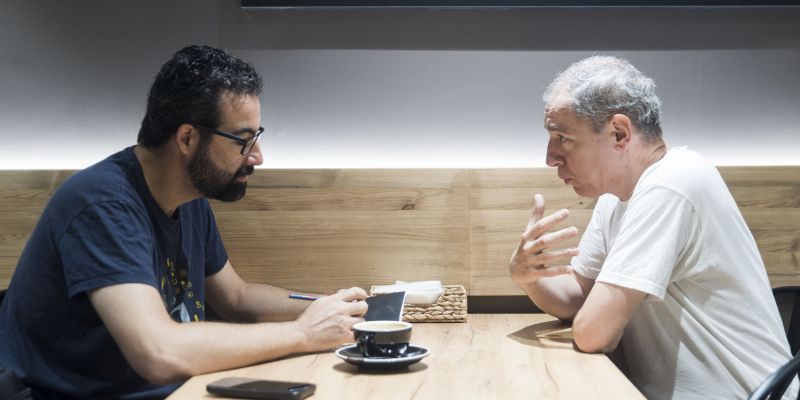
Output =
[
  {"x1": 372, "y1": 280, "x2": 444, "y2": 305},
  {"x1": 364, "y1": 291, "x2": 407, "y2": 321}
]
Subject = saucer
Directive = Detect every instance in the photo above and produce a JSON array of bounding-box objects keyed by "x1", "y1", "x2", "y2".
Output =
[{"x1": 335, "y1": 344, "x2": 429, "y2": 370}]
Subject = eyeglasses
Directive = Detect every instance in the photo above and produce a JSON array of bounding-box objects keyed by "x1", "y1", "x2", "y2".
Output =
[{"x1": 197, "y1": 125, "x2": 264, "y2": 155}]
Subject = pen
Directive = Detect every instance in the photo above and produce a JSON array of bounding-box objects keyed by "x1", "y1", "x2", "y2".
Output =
[{"x1": 289, "y1": 294, "x2": 319, "y2": 301}]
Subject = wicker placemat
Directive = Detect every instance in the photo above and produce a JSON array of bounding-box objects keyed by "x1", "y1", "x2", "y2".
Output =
[{"x1": 371, "y1": 285, "x2": 467, "y2": 323}]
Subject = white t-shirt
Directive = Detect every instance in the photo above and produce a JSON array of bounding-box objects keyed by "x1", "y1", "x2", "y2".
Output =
[{"x1": 572, "y1": 147, "x2": 796, "y2": 400}]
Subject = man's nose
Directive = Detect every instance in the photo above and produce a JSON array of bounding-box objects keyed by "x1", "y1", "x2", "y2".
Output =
[
  {"x1": 247, "y1": 141, "x2": 264, "y2": 166},
  {"x1": 545, "y1": 141, "x2": 562, "y2": 167}
]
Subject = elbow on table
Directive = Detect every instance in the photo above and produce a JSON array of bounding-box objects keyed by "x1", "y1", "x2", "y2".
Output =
[
  {"x1": 572, "y1": 316, "x2": 619, "y2": 354},
  {"x1": 131, "y1": 349, "x2": 194, "y2": 386},
  {"x1": 549, "y1": 308, "x2": 577, "y2": 322}
]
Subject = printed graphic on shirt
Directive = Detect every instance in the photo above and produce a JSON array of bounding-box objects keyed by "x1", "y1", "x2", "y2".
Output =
[{"x1": 160, "y1": 256, "x2": 201, "y2": 322}]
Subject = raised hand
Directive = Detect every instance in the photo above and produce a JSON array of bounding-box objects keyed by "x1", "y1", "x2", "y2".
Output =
[{"x1": 509, "y1": 194, "x2": 580, "y2": 284}]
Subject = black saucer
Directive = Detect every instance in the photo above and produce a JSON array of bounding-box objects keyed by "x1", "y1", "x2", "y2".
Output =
[{"x1": 334, "y1": 344, "x2": 429, "y2": 370}]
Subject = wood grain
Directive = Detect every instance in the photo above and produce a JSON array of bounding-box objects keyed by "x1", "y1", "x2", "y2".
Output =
[
  {"x1": 220, "y1": 169, "x2": 469, "y2": 212},
  {"x1": 0, "y1": 167, "x2": 798, "y2": 295},
  {"x1": 215, "y1": 210, "x2": 470, "y2": 293},
  {"x1": 167, "y1": 314, "x2": 645, "y2": 400}
]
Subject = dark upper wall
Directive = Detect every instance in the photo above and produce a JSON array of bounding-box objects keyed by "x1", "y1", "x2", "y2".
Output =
[
  {"x1": 223, "y1": 5, "x2": 800, "y2": 50},
  {"x1": 0, "y1": 1, "x2": 798, "y2": 169}
]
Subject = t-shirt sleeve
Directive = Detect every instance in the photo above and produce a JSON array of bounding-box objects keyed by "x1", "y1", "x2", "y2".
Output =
[
  {"x1": 571, "y1": 202, "x2": 609, "y2": 280},
  {"x1": 596, "y1": 186, "x2": 694, "y2": 300},
  {"x1": 202, "y1": 203, "x2": 228, "y2": 277},
  {"x1": 60, "y1": 201, "x2": 157, "y2": 298}
]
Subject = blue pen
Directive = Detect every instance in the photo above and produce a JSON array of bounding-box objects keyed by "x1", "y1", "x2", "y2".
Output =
[{"x1": 289, "y1": 294, "x2": 319, "y2": 301}]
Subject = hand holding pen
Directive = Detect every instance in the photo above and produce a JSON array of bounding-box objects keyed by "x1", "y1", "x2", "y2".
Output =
[{"x1": 292, "y1": 287, "x2": 368, "y2": 352}]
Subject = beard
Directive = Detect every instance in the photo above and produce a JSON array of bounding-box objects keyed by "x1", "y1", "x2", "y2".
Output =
[{"x1": 188, "y1": 140, "x2": 253, "y2": 202}]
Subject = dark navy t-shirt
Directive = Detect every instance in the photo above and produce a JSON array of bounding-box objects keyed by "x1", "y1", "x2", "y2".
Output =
[{"x1": 0, "y1": 147, "x2": 228, "y2": 399}]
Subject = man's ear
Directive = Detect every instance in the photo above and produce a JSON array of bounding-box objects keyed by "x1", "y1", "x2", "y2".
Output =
[
  {"x1": 175, "y1": 123, "x2": 199, "y2": 158},
  {"x1": 609, "y1": 114, "x2": 633, "y2": 149}
]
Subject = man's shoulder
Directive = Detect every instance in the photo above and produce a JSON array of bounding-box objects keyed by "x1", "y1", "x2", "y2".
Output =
[
  {"x1": 594, "y1": 194, "x2": 622, "y2": 213},
  {"x1": 47, "y1": 148, "x2": 144, "y2": 221},
  {"x1": 56, "y1": 148, "x2": 139, "y2": 201},
  {"x1": 638, "y1": 147, "x2": 722, "y2": 196},
  {"x1": 655, "y1": 147, "x2": 714, "y2": 176},
  {"x1": 663, "y1": 146, "x2": 710, "y2": 167}
]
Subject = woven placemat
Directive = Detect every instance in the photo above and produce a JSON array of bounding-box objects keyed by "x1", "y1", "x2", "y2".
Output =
[{"x1": 371, "y1": 285, "x2": 467, "y2": 323}]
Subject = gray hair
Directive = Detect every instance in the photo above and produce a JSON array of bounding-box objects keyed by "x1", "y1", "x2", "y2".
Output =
[{"x1": 543, "y1": 55, "x2": 663, "y2": 140}]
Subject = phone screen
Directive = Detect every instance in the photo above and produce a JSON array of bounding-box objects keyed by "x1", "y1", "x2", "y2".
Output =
[{"x1": 207, "y1": 377, "x2": 316, "y2": 400}]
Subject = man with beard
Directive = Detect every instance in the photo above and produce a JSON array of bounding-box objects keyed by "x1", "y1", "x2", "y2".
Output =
[
  {"x1": 508, "y1": 56, "x2": 795, "y2": 399},
  {"x1": 0, "y1": 45, "x2": 368, "y2": 399}
]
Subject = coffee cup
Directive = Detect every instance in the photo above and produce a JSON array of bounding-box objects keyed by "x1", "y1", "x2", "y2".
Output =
[{"x1": 352, "y1": 320, "x2": 412, "y2": 358}]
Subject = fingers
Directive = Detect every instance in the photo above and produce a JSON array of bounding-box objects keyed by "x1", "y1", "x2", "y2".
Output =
[
  {"x1": 336, "y1": 287, "x2": 368, "y2": 302},
  {"x1": 523, "y1": 226, "x2": 579, "y2": 255},
  {"x1": 328, "y1": 287, "x2": 368, "y2": 317},
  {"x1": 349, "y1": 316, "x2": 365, "y2": 328},
  {"x1": 297, "y1": 290, "x2": 372, "y2": 351},
  {"x1": 523, "y1": 208, "x2": 571, "y2": 242},
  {"x1": 526, "y1": 246, "x2": 579, "y2": 264},
  {"x1": 347, "y1": 300, "x2": 368, "y2": 317},
  {"x1": 532, "y1": 193, "x2": 545, "y2": 222}
]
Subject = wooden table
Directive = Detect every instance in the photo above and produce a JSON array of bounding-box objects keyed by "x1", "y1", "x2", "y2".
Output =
[{"x1": 168, "y1": 314, "x2": 644, "y2": 399}]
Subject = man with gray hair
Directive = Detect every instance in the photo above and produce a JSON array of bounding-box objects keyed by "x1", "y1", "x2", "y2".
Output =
[{"x1": 509, "y1": 55, "x2": 795, "y2": 399}]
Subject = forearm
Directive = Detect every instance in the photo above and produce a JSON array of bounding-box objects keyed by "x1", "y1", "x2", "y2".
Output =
[
  {"x1": 143, "y1": 319, "x2": 308, "y2": 384},
  {"x1": 92, "y1": 284, "x2": 314, "y2": 385},
  {"x1": 205, "y1": 262, "x2": 315, "y2": 322},
  {"x1": 571, "y1": 283, "x2": 645, "y2": 353},
  {"x1": 232, "y1": 282, "x2": 315, "y2": 322},
  {"x1": 92, "y1": 283, "x2": 367, "y2": 386},
  {"x1": 518, "y1": 273, "x2": 587, "y2": 321}
]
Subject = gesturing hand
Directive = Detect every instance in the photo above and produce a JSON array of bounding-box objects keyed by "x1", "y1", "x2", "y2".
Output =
[{"x1": 509, "y1": 193, "x2": 580, "y2": 284}]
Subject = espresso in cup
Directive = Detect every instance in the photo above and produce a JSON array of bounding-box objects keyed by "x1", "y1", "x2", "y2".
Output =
[{"x1": 352, "y1": 320, "x2": 412, "y2": 358}]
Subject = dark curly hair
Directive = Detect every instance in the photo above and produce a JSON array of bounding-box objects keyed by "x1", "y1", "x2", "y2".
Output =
[{"x1": 137, "y1": 45, "x2": 263, "y2": 148}]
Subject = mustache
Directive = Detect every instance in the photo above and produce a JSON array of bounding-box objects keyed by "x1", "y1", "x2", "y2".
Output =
[{"x1": 236, "y1": 165, "x2": 254, "y2": 177}]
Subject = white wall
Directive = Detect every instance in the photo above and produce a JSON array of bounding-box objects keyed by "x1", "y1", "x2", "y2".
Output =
[{"x1": 1, "y1": 1, "x2": 798, "y2": 169}]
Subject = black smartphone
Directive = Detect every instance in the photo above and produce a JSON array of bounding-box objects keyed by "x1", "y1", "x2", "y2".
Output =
[{"x1": 206, "y1": 377, "x2": 316, "y2": 400}]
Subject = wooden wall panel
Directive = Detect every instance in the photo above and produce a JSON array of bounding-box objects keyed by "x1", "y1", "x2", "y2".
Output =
[
  {"x1": 209, "y1": 169, "x2": 471, "y2": 293},
  {"x1": 727, "y1": 167, "x2": 800, "y2": 286},
  {"x1": 719, "y1": 167, "x2": 800, "y2": 186},
  {"x1": 0, "y1": 211, "x2": 45, "y2": 257},
  {"x1": 0, "y1": 186, "x2": 57, "y2": 287},
  {"x1": 0, "y1": 167, "x2": 798, "y2": 295},
  {"x1": 215, "y1": 210, "x2": 470, "y2": 293},
  {"x1": 0, "y1": 261, "x2": 13, "y2": 288},
  {"x1": 225, "y1": 169, "x2": 469, "y2": 212},
  {"x1": 0, "y1": 171, "x2": 76, "y2": 286},
  {"x1": 0, "y1": 170, "x2": 75, "y2": 190}
]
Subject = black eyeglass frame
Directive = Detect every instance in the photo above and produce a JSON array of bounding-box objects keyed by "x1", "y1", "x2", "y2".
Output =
[{"x1": 197, "y1": 125, "x2": 264, "y2": 155}]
